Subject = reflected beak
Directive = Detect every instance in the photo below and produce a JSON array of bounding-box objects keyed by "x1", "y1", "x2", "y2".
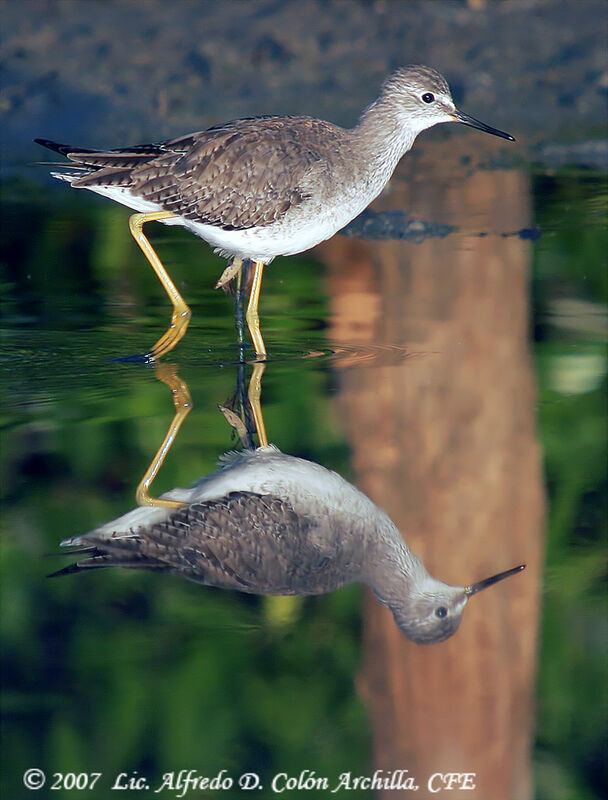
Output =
[
  {"x1": 465, "y1": 564, "x2": 525, "y2": 596},
  {"x1": 453, "y1": 110, "x2": 515, "y2": 142}
]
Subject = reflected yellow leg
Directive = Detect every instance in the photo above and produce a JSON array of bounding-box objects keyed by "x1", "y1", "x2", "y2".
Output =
[
  {"x1": 246, "y1": 260, "x2": 267, "y2": 358},
  {"x1": 128, "y1": 211, "x2": 192, "y2": 359},
  {"x1": 135, "y1": 363, "x2": 193, "y2": 508},
  {"x1": 248, "y1": 361, "x2": 268, "y2": 448}
]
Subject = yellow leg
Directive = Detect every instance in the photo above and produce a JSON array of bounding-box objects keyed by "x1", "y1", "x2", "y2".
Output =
[
  {"x1": 135, "y1": 363, "x2": 193, "y2": 508},
  {"x1": 246, "y1": 260, "x2": 267, "y2": 358},
  {"x1": 248, "y1": 361, "x2": 269, "y2": 448},
  {"x1": 128, "y1": 211, "x2": 192, "y2": 360}
]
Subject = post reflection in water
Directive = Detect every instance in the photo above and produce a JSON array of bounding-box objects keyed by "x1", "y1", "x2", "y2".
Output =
[
  {"x1": 52, "y1": 361, "x2": 523, "y2": 648},
  {"x1": 320, "y1": 162, "x2": 544, "y2": 798}
]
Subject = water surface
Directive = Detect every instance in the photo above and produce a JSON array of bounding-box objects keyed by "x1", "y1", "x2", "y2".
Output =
[{"x1": 1, "y1": 149, "x2": 606, "y2": 800}]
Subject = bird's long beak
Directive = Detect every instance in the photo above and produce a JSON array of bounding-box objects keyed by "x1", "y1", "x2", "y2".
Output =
[
  {"x1": 465, "y1": 564, "x2": 525, "y2": 596},
  {"x1": 454, "y1": 110, "x2": 515, "y2": 142}
]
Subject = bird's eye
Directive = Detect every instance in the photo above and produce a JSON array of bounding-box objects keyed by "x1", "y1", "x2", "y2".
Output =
[
  {"x1": 422, "y1": 92, "x2": 435, "y2": 104},
  {"x1": 435, "y1": 606, "x2": 447, "y2": 618}
]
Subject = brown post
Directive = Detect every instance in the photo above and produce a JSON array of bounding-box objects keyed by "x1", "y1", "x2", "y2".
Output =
[{"x1": 320, "y1": 164, "x2": 544, "y2": 799}]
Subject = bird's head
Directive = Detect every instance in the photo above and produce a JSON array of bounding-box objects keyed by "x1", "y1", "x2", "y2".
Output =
[
  {"x1": 382, "y1": 65, "x2": 514, "y2": 142},
  {"x1": 389, "y1": 564, "x2": 525, "y2": 644}
]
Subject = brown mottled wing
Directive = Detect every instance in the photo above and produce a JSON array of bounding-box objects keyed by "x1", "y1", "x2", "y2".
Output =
[
  {"x1": 68, "y1": 117, "x2": 344, "y2": 230},
  {"x1": 56, "y1": 492, "x2": 338, "y2": 595}
]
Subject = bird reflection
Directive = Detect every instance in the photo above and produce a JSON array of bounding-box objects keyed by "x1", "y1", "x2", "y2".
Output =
[{"x1": 53, "y1": 362, "x2": 524, "y2": 644}]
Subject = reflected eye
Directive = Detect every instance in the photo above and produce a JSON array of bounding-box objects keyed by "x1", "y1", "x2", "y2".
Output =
[
  {"x1": 435, "y1": 606, "x2": 447, "y2": 618},
  {"x1": 422, "y1": 92, "x2": 435, "y2": 104}
]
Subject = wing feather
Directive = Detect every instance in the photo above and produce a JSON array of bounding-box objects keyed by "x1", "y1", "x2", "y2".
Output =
[
  {"x1": 38, "y1": 116, "x2": 346, "y2": 230},
  {"x1": 55, "y1": 491, "x2": 339, "y2": 595}
]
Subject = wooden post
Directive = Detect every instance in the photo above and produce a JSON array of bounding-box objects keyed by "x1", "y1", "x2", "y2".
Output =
[{"x1": 321, "y1": 166, "x2": 544, "y2": 800}]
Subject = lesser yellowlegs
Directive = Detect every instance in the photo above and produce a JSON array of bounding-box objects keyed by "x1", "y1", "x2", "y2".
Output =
[
  {"x1": 52, "y1": 444, "x2": 524, "y2": 643},
  {"x1": 36, "y1": 65, "x2": 514, "y2": 359},
  {"x1": 51, "y1": 359, "x2": 523, "y2": 644}
]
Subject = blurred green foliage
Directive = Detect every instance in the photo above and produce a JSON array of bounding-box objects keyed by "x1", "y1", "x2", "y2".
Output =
[{"x1": 531, "y1": 173, "x2": 607, "y2": 800}]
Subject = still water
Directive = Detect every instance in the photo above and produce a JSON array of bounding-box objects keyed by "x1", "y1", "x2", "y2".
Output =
[{"x1": 1, "y1": 150, "x2": 605, "y2": 800}]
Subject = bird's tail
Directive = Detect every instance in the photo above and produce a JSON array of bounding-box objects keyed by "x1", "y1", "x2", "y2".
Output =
[
  {"x1": 34, "y1": 138, "x2": 94, "y2": 157},
  {"x1": 47, "y1": 543, "x2": 168, "y2": 578}
]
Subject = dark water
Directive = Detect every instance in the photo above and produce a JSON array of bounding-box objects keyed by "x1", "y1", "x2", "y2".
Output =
[{"x1": 1, "y1": 155, "x2": 606, "y2": 800}]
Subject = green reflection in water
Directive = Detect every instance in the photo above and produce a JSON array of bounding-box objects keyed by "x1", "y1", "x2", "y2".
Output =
[
  {"x1": 531, "y1": 174, "x2": 607, "y2": 800},
  {"x1": 1, "y1": 174, "x2": 606, "y2": 799},
  {"x1": 2, "y1": 183, "x2": 368, "y2": 799}
]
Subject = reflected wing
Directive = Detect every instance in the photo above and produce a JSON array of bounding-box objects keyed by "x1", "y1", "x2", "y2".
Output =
[{"x1": 52, "y1": 491, "x2": 335, "y2": 595}]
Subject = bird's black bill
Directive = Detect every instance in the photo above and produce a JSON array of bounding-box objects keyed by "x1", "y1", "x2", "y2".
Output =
[
  {"x1": 454, "y1": 111, "x2": 515, "y2": 142},
  {"x1": 465, "y1": 564, "x2": 525, "y2": 596}
]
